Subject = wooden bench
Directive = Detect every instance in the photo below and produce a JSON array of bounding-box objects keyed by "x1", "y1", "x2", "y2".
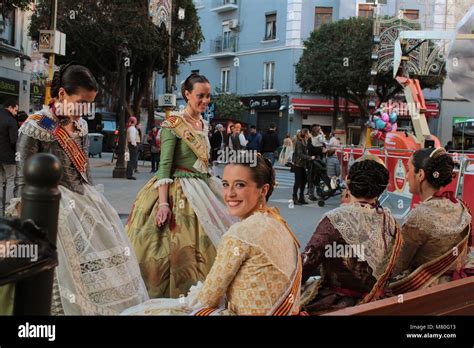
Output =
[{"x1": 323, "y1": 277, "x2": 474, "y2": 315}]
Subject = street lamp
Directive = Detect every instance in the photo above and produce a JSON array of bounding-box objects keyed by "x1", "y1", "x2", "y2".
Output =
[
  {"x1": 112, "y1": 40, "x2": 130, "y2": 179},
  {"x1": 149, "y1": 1, "x2": 186, "y2": 117}
]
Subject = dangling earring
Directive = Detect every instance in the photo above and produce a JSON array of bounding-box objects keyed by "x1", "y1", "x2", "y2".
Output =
[{"x1": 259, "y1": 195, "x2": 265, "y2": 209}]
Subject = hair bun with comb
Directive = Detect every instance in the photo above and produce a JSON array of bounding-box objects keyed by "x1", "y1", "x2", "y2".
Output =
[{"x1": 413, "y1": 147, "x2": 454, "y2": 189}]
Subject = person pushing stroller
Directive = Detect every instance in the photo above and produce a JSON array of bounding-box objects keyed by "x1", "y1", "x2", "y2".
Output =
[{"x1": 307, "y1": 125, "x2": 326, "y2": 201}]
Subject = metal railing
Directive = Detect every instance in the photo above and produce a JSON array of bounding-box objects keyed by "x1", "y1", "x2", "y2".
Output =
[
  {"x1": 211, "y1": 34, "x2": 238, "y2": 54},
  {"x1": 335, "y1": 146, "x2": 474, "y2": 221},
  {"x1": 212, "y1": 0, "x2": 238, "y2": 8}
]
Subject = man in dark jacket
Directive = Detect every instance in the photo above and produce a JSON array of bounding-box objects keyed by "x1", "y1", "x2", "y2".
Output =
[
  {"x1": 246, "y1": 125, "x2": 261, "y2": 152},
  {"x1": 261, "y1": 123, "x2": 280, "y2": 166},
  {"x1": 210, "y1": 124, "x2": 225, "y2": 162},
  {"x1": 0, "y1": 98, "x2": 19, "y2": 214}
]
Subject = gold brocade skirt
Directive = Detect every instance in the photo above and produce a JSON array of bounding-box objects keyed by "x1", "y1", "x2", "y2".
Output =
[{"x1": 126, "y1": 176, "x2": 218, "y2": 299}]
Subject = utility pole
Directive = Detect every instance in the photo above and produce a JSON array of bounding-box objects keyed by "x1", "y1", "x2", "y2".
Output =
[
  {"x1": 43, "y1": 0, "x2": 58, "y2": 105},
  {"x1": 112, "y1": 40, "x2": 130, "y2": 178},
  {"x1": 165, "y1": 0, "x2": 174, "y2": 118}
]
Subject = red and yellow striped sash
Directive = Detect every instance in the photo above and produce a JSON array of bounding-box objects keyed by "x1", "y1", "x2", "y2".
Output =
[
  {"x1": 52, "y1": 126, "x2": 87, "y2": 174},
  {"x1": 271, "y1": 253, "x2": 302, "y2": 316},
  {"x1": 28, "y1": 114, "x2": 87, "y2": 174},
  {"x1": 390, "y1": 228, "x2": 470, "y2": 295},
  {"x1": 193, "y1": 307, "x2": 220, "y2": 316},
  {"x1": 193, "y1": 208, "x2": 302, "y2": 316}
]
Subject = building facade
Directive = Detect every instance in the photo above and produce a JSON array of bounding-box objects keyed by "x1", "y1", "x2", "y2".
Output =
[
  {"x1": 155, "y1": 0, "x2": 447, "y2": 142},
  {"x1": 0, "y1": 6, "x2": 34, "y2": 112}
]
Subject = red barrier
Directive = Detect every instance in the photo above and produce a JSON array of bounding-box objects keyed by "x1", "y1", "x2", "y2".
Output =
[
  {"x1": 337, "y1": 149, "x2": 473, "y2": 214},
  {"x1": 338, "y1": 148, "x2": 364, "y2": 179},
  {"x1": 463, "y1": 172, "x2": 474, "y2": 212},
  {"x1": 462, "y1": 171, "x2": 474, "y2": 247}
]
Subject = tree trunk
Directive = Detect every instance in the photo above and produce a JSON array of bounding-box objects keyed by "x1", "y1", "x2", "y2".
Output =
[
  {"x1": 343, "y1": 98, "x2": 350, "y2": 135},
  {"x1": 332, "y1": 95, "x2": 339, "y2": 130},
  {"x1": 125, "y1": 72, "x2": 135, "y2": 119},
  {"x1": 344, "y1": 93, "x2": 368, "y2": 146},
  {"x1": 131, "y1": 74, "x2": 141, "y2": 119},
  {"x1": 359, "y1": 110, "x2": 367, "y2": 147},
  {"x1": 147, "y1": 72, "x2": 156, "y2": 133}
]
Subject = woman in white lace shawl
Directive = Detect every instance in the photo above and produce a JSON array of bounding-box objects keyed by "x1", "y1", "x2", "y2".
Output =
[
  {"x1": 300, "y1": 155, "x2": 402, "y2": 315},
  {"x1": 0, "y1": 63, "x2": 149, "y2": 315},
  {"x1": 122, "y1": 155, "x2": 302, "y2": 315},
  {"x1": 390, "y1": 148, "x2": 472, "y2": 293}
]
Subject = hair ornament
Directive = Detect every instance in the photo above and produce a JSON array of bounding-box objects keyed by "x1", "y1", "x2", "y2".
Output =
[{"x1": 429, "y1": 147, "x2": 446, "y2": 159}]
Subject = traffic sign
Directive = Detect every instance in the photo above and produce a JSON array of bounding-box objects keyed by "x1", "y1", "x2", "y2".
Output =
[{"x1": 39, "y1": 30, "x2": 66, "y2": 56}]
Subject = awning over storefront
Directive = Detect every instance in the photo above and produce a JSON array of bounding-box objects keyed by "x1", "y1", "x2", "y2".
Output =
[{"x1": 291, "y1": 98, "x2": 359, "y2": 114}]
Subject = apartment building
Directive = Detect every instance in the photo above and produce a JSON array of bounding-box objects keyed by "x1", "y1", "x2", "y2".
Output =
[
  {"x1": 0, "y1": 5, "x2": 34, "y2": 112},
  {"x1": 155, "y1": 0, "x2": 446, "y2": 141}
]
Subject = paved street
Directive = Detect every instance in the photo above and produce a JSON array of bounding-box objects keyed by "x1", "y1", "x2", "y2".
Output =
[{"x1": 89, "y1": 152, "x2": 340, "y2": 249}]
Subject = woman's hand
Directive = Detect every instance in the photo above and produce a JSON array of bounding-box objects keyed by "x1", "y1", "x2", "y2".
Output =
[{"x1": 155, "y1": 204, "x2": 172, "y2": 227}]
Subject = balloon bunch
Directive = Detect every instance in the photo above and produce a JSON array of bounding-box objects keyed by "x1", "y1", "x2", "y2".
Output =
[{"x1": 366, "y1": 108, "x2": 398, "y2": 141}]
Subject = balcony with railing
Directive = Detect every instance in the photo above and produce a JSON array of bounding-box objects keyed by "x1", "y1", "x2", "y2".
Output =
[
  {"x1": 210, "y1": 34, "x2": 238, "y2": 58},
  {"x1": 211, "y1": 0, "x2": 238, "y2": 13}
]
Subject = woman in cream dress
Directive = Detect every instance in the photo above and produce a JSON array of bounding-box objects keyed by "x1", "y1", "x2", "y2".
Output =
[{"x1": 122, "y1": 155, "x2": 302, "y2": 315}]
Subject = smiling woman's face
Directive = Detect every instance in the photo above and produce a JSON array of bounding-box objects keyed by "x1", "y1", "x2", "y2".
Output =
[
  {"x1": 222, "y1": 164, "x2": 266, "y2": 219},
  {"x1": 184, "y1": 82, "x2": 211, "y2": 114}
]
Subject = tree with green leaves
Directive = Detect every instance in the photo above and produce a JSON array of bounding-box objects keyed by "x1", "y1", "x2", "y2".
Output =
[
  {"x1": 296, "y1": 17, "x2": 373, "y2": 126},
  {"x1": 1, "y1": 0, "x2": 31, "y2": 20},
  {"x1": 212, "y1": 93, "x2": 248, "y2": 122},
  {"x1": 296, "y1": 16, "x2": 445, "y2": 141},
  {"x1": 29, "y1": 0, "x2": 203, "y2": 129}
]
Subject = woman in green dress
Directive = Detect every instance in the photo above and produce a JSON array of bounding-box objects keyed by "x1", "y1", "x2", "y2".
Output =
[{"x1": 126, "y1": 73, "x2": 235, "y2": 299}]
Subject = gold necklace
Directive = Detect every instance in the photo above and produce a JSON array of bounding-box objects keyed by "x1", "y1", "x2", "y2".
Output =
[{"x1": 184, "y1": 109, "x2": 202, "y2": 127}]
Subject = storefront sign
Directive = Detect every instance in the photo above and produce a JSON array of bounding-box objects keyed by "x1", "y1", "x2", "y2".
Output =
[
  {"x1": 0, "y1": 77, "x2": 20, "y2": 96},
  {"x1": 240, "y1": 95, "x2": 280, "y2": 110},
  {"x1": 453, "y1": 117, "x2": 471, "y2": 124}
]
